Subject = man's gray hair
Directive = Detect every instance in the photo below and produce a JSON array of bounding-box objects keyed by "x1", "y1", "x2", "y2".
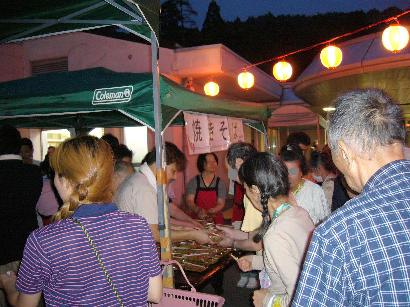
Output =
[{"x1": 328, "y1": 89, "x2": 405, "y2": 154}]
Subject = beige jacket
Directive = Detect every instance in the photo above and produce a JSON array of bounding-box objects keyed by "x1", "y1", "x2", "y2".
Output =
[{"x1": 251, "y1": 206, "x2": 314, "y2": 306}]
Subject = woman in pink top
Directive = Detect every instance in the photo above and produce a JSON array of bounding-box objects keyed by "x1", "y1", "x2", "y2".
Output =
[{"x1": 36, "y1": 154, "x2": 60, "y2": 226}]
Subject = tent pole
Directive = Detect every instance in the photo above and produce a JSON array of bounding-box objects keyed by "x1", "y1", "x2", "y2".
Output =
[
  {"x1": 263, "y1": 120, "x2": 269, "y2": 152},
  {"x1": 151, "y1": 31, "x2": 173, "y2": 287},
  {"x1": 316, "y1": 116, "x2": 320, "y2": 149}
]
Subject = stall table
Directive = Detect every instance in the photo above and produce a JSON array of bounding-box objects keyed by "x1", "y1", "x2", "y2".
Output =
[
  {"x1": 158, "y1": 221, "x2": 237, "y2": 293},
  {"x1": 173, "y1": 245, "x2": 235, "y2": 293}
]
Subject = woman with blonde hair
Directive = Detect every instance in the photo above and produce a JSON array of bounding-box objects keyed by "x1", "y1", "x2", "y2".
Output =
[{"x1": 0, "y1": 136, "x2": 162, "y2": 306}]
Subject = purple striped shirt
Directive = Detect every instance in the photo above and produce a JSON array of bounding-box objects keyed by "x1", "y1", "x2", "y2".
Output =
[{"x1": 16, "y1": 204, "x2": 161, "y2": 306}]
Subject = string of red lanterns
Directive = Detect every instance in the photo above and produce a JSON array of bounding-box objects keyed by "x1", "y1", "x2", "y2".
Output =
[{"x1": 204, "y1": 10, "x2": 410, "y2": 95}]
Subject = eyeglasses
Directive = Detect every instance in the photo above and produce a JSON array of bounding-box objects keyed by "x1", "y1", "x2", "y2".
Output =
[{"x1": 288, "y1": 167, "x2": 299, "y2": 175}]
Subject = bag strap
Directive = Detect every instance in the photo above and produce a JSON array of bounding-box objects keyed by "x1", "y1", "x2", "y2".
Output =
[
  {"x1": 160, "y1": 260, "x2": 196, "y2": 292},
  {"x1": 71, "y1": 218, "x2": 124, "y2": 307}
]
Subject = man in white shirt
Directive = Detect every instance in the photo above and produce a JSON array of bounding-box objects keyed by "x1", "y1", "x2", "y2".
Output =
[{"x1": 116, "y1": 142, "x2": 210, "y2": 244}]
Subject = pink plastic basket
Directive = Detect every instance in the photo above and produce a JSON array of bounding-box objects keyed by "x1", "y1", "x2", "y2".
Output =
[{"x1": 148, "y1": 260, "x2": 225, "y2": 307}]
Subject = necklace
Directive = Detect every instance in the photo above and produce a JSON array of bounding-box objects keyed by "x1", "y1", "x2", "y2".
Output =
[
  {"x1": 292, "y1": 180, "x2": 304, "y2": 195},
  {"x1": 272, "y1": 203, "x2": 291, "y2": 220}
]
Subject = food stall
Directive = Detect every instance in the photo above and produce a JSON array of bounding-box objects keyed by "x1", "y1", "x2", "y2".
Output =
[{"x1": 0, "y1": 66, "x2": 269, "y2": 291}]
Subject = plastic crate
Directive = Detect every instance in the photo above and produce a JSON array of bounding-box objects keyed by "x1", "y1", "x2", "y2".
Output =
[{"x1": 148, "y1": 260, "x2": 225, "y2": 307}]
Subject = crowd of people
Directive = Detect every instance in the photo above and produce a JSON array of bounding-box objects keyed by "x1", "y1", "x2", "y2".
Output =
[{"x1": 0, "y1": 88, "x2": 409, "y2": 306}]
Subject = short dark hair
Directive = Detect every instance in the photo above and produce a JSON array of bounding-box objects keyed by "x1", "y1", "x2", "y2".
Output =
[
  {"x1": 143, "y1": 142, "x2": 186, "y2": 171},
  {"x1": 101, "y1": 133, "x2": 120, "y2": 149},
  {"x1": 286, "y1": 132, "x2": 311, "y2": 147},
  {"x1": 114, "y1": 160, "x2": 133, "y2": 174},
  {"x1": 279, "y1": 144, "x2": 308, "y2": 175},
  {"x1": 328, "y1": 89, "x2": 405, "y2": 154},
  {"x1": 21, "y1": 137, "x2": 33, "y2": 150},
  {"x1": 0, "y1": 125, "x2": 21, "y2": 155},
  {"x1": 114, "y1": 144, "x2": 133, "y2": 161},
  {"x1": 197, "y1": 152, "x2": 218, "y2": 172},
  {"x1": 226, "y1": 142, "x2": 257, "y2": 169},
  {"x1": 239, "y1": 152, "x2": 289, "y2": 243},
  {"x1": 310, "y1": 151, "x2": 337, "y2": 174}
]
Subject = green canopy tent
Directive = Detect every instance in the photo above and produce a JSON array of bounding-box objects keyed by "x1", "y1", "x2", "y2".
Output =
[
  {"x1": 0, "y1": 0, "x2": 162, "y2": 142},
  {"x1": 0, "y1": 0, "x2": 159, "y2": 44},
  {"x1": 0, "y1": 66, "x2": 269, "y2": 287},
  {"x1": 0, "y1": 67, "x2": 270, "y2": 129}
]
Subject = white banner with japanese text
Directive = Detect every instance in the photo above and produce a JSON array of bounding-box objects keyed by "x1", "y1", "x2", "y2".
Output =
[
  {"x1": 184, "y1": 112, "x2": 244, "y2": 155},
  {"x1": 208, "y1": 115, "x2": 230, "y2": 152},
  {"x1": 228, "y1": 117, "x2": 245, "y2": 143},
  {"x1": 184, "y1": 112, "x2": 210, "y2": 155}
]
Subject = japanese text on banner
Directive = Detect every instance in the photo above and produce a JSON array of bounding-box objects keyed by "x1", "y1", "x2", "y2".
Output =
[
  {"x1": 228, "y1": 118, "x2": 245, "y2": 143},
  {"x1": 183, "y1": 112, "x2": 244, "y2": 155},
  {"x1": 184, "y1": 112, "x2": 210, "y2": 155},
  {"x1": 208, "y1": 115, "x2": 230, "y2": 152}
]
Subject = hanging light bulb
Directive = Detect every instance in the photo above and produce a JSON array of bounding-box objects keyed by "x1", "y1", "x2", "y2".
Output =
[
  {"x1": 272, "y1": 61, "x2": 292, "y2": 81},
  {"x1": 320, "y1": 45, "x2": 343, "y2": 69},
  {"x1": 237, "y1": 71, "x2": 255, "y2": 89},
  {"x1": 382, "y1": 24, "x2": 409, "y2": 52},
  {"x1": 204, "y1": 81, "x2": 219, "y2": 96}
]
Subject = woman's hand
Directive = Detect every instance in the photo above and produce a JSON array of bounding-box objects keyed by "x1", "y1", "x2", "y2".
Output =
[
  {"x1": 190, "y1": 219, "x2": 204, "y2": 229},
  {"x1": 217, "y1": 236, "x2": 234, "y2": 247},
  {"x1": 197, "y1": 208, "x2": 208, "y2": 219},
  {"x1": 191, "y1": 229, "x2": 212, "y2": 245},
  {"x1": 252, "y1": 289, "x2": 269, "y2": 307},
  {"x1": 216, "y1": 225, "x2": 248, "y2": 240},
  {"x1": 237, "y1": 255, "x2": 253, "y2": 272}
]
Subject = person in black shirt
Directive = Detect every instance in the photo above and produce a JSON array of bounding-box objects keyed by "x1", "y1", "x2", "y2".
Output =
[{"x1": 0, "y1": 125, "x2": 42, "y2": 305}]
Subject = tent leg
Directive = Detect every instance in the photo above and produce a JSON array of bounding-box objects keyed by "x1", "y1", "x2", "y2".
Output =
[
  {"x1": 316, "y1": 117, "x2": 320, "y2": 149},
  {"x1": 151, "y1": 31, "x2": 173, "y2": 288}
]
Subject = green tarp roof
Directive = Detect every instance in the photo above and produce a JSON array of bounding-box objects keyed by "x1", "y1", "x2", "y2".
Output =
[
  {"x1": 0, "y1": 0, "x2": 159, "y2": 44},
  {"x1": 0, "y1": 68, "x2": 270, "y2": 130}
]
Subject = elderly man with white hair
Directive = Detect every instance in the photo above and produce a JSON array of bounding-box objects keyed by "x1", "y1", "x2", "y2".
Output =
[{"x1": 293, "y1": 89, "x2": 410, "y2": 306}]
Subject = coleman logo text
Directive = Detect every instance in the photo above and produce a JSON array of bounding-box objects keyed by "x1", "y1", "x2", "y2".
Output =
[{"x1": 92, "y1": 86, "x2": 133, "y2": 105}]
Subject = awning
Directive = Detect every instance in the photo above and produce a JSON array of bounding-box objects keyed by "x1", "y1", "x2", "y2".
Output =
[
  {"x1": 0, "y1": 67, "x2": 270, "y2": 130},
  {"x1": 268, "y1": 105, "x2": 319, "y2": 127}
]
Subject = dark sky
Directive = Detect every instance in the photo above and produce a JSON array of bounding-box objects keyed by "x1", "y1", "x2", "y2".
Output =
[{"x1": 186, "y1": 0, "x2": 409, "y2": 28}]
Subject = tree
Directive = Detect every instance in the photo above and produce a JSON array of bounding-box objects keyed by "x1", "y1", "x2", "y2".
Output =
[
  {"x1": 161, "y1": 0, "x2": 182, "y2": 31},
  {"x1": 160, "y1": 0, "x2": 199, "y2": 47},
  {"x1": 202, "y1": 0, "x2": 225, "y2": 31},
  {"x1": 202, "y1": 0, "x2": 225, "y2": 44},
  {"x1": 177, "y1": 0, "x2": 198, "y2": 29},
  {"x1": 161, "y1": 0, "x2": 197, "y2": 29}
]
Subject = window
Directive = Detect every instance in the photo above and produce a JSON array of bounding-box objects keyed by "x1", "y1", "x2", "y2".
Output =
[
  {"x1": 41, "y1": 129, "x2": 71, "y2": 159},
  {"x1": 89, "y1": 128, "x2": 104, "y2": 138},
  {"x1": 124, "y1": 127, "x2": 148, "y2": 164},
  {"x1": 31, "y1": 57, "x2": 68, "y2": 75}
]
